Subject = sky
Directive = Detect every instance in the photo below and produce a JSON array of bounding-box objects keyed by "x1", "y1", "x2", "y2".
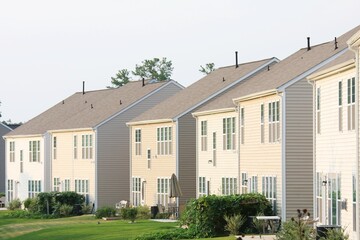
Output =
[{"x1": 0, "y1": 0, "x2": 359, "y2": 123}]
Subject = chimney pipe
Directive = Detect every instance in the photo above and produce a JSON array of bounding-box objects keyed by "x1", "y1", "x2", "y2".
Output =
[
  {"x1": 334, "y1": 37, "x2": 338, "y2": 50},
  {"x1": 307, "y1": 37, "x2": 311, "y2": 51},
  {"x1": 83, "y1": 81, "x2": 85, "y2": 95},
  {"x1": 235, "y1": 51, "x2": 239, "y2": 68},
  {"x1": 142, "y1": 78, "x2": 145, "y2": 87}
]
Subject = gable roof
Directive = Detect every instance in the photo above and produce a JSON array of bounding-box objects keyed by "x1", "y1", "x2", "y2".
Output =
[
  {"x1": 129, "y1": 57, "x2": 278, "y2": 123},
  {"x1": 195, "y1": 25, "x2": 360, "y2": 111},
  {"x1": 6, "y1": 80, "x2": 182, "y2": 136}
]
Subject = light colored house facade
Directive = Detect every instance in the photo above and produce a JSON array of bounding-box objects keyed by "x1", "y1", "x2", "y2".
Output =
[
  {"x1": 0, "y1": 122, "x2": 13, "y2": 194},
  {"x1": 307, "y1": 29, "x2": 360, "y2": 240},
  {"x1": 4, "y1": 80, "x2": 183, "y2": 208},
  {"x1": 128, "y1": 57, "x2": 279, "y2": 212},
  {"x1": 193, "y1": 25, "x2": 360, "y2": 221}
]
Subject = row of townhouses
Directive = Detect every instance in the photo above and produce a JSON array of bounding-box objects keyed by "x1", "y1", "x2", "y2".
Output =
[{"x1": 2, "y1": 25, "x2": 360, "y2": 238}]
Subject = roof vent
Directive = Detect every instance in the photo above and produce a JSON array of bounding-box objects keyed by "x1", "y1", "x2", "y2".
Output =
[
  {"x1": 334, "y1": 37, "x2": 338, "y2": 50},
  {"x1": 223, "y1": 77, "x2": 225, "y2": 82},
  {"x1": 267, "y1": 65, "x2": 270, "y2": 71},
  {"x1": 142, "y1": 78, "x2": 145, "y2": 87},
  {"x1": 307, "y1": 37, "x2": 311, "y2": 51},
  {"x1": 83, "y1": 81, "x2": 85, "y2": 95},
  {"x1": 235, "y1": 51, "x2": 239, "y2": 68},
  {"x1": 91, "y1": 104, "x2": 93, "y2": 109},
  {"x1": 62, "y1": 100, "x2": 65, "y2": 104},
  {"x1": 120, "y1": 100, "x2": 122, "y2": 105}
]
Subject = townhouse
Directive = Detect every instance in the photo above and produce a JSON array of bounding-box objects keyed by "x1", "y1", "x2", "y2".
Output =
[
  {"x1": 193, "y1": 25, "x2": 360, "y2": 221},
  {"x1": 127, "y1": 57, "x2": 279, "y2": 211},
  {"x1": 0, "y1": 122, "x2": 13, "y2": 194},
  {"x1": 4, "y1": 79, "x2": 183, "y2": 208},
  {"x1": 307, "y1": 29, "x2": 360, "y2": 239}
]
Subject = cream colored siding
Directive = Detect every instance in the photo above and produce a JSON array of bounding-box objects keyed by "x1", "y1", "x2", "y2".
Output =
[
  {"x1": 239, "y1": 94, "x2": 282, "y2": 216},
  {"x1": 315, "y1": 69, "x2": 356, "y2": 238},
  {"x1": 197, "y1": 111, "x2": 238, "y2": 196},
  {"x1": 285, "y1": 78, "x2": 314, "y2": 220},
  {"x1": 131, "y1": 122, "x2": 176, "y2": 207}
]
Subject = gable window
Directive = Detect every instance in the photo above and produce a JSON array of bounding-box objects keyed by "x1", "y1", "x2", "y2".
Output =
[
  {"x1": 75, "y1": 179, "x2": 89, "y2": 204},
  {"x1": 63, "y1": 179, "x2": 70, "y2": 191},
  {"x1": 53, "y1": 136, "x2": 57, "y2": 160},
  {"x1": 28, "y1": 180, "x2": 41, "y2": 198},
  {"x1": 29, "y1": 140, "x2": 40, "y2": 162},
  {"x1": 222, "y1": 177, "x2": 237, "y2": 195},
  {"x1": 201, "y1": 121, "x2": 208, "y2": 151},
  {"x1": 262, "y1": 176, "x2": 277, "y2": 214},
  {"x1": 132, "y1": 177, "x2": 141, "y2": 206},
  {"x1": 73, "y1": 135, "x2": 78, "y2": 159},
  {"x1": 347, "y1": 77, "x2": 355, "y2": 131},
  {"x1": 157, "y1": 177, "x2": 170, "y2": 208},
  {"x1": 241, "y1": 172, "x2": 248, "y2": 193},
  {"x1": 338, "y1": 81, "x2": 343, "y2": 132},
  {"x1": 223, "y1": 117, "x2": 236, "y2": 150},
  {"x1": 157, "y1": 127, "x2": 172, "y2": 155},
  {"x1": 198, "y1": 177, "x2": 207, "y2": 197},
  {"x1": 9, "y1": 141, "x2": 15, "y2": 162},
  {"x1": 7, "y1": 179, "x2": 14, "y2": 202},
  {"x1": 81, "y1": 135, "x2": 93, "y2": 159},
  {"x1": 269, "y1": 101, "x2": 280, "y2": 142},
  {"x1": 240, "y1": 108, "x2": 244, "y2": 144},
  {"x1": 53, "y1": 177, "x2": 60, "y2": 192},
  {"x1": 135, "y1": 129, "x2": 142, "y2": 155},
  {"x1": 260, "y1": 104, "x2": 264, "y2": 143}
]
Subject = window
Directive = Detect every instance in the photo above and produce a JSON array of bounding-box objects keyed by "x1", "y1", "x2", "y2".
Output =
[
  {"x1": 157, "y1": 178, "x2": 170, "y2": 208},
  {"x1": 223, "y1": 117, "x2": 236, "y2": 150},
  {"x1": 201, "y1": 121, "x2": 207, "y2": 151},
  {"x1": 260, "y1": 104, "x2": 264, "y2": 143},
  {"x1": 63, "y1": 179, "x2": 70, "y2": 191},
  {"x1": 147, "y1": 149, "x2": 151, "y2": 169},
  {"x1": 132, "y1": 177, "x2": 141, "y2": 206},
  {"x1": 249, "y1": 176, "x2": 258, "y2": 193},
  {"x1": 75, "y1": 179, "x2": 89, "y2": 204},
  {"x1": 353, "y1": 174, "x2": 356, "y2": 231},
  {"x1": 7, "y1": 179, "x2": 14, "y2": 202},
  {"x1": 241, "y1": 172, "x2": 248, "y2": 193},
  {"x1": 53, "y1": 136, "x2": 57, "y2": 160},
  {"x1": 157, "y1": 127, "x2": 172, "y2": 155},
  {"x1": 73, "y1": 135, "x2": 78, "y2": 159},
  {"x1": 316, "y1": 172, "x2": 323, "y2": 223},
  {"x1": 222, "y1": 177, "x2": 237, "y2": 195},
  {"x1": 347, "y1": 77, "x2": 355, "y2": 131},
  {"x1": 20, "y1": 150, "x2": 23, "y2": 173},
  {"x1": 268, "y1": 101, "x2": 280, "y2": 142},
  {"x1": 29, "y1": 141, "x2": 40, "y2": 162},
  {"x1": 212, "y1": 132, "x2": 216, "y2": 166},
  {"x1": 135, "y1": 129, "x2": 142, "y2": 155},
  {"x1": 240, "y1": 108, "x2": 244, "y2": 144},
  {"x1": 316, "y1": 88, "x2": 321, "y2": 134},
  {"x1": 327, "y1": 173, "x2": 341, "y2": 225},
  {"x1": 9, "y1": 141, "x2": 15, "y2": 162},
  {"x1": 53, "y1": 177, "x2": 60, "y2": 192},
  {"x1": 262, "y1": 176, "x2": 277, "y2": 214},
  {"x1": 198, "y1": 177, "x2": 207, "y2": 197},
  {"x1": 81, "y1": 135, "x2": 93, "y2": 159},
  {"x1": 338, "y1": 81, "x2": 343, "y2": 132},
  {"x1": 28, "y1": 180, "x2": 41, "y2": 198}
]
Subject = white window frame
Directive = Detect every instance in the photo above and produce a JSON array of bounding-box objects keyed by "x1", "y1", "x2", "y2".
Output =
[
  {"x1": 262, "y1": 176, "x2": 277, "y2": 214},
  {"x1": 212, "y1": 132, "x2": 216, "y2": 166},
  {"x1": 75, "y1": 179, "x2": 89, "y2": 204},
  {"x1": 327, "y1": 173, "x2": 341, "y2": 226},
  {"x1": 260, "y1": 104, "x2": 265, "y2": 143},
  {"x1": 135, "y1": 129, "x2": 142, "y2": 155},
  {"x1": 73, "y1": 135, "x2": 78, "y2": 159},
  {"x1": 268, "y1": 101, "x2": 280, "y2": 142},
  {"x1": 63, "y1": 179, "x2": 71, "y2": 192},
  {"x1": 132, "y1": 177, "x2": 141, "y2": 206},
  {"x1": 157, "y1": 127, "x2": 172, "y2": 155},
  {"x1": 347, "y1": 77, "x2": 355, "y2": 131},
  {"x1": 223, "y1": 117, "x2": 236, "y2": 150},
  {"x1": 222, "y1": 177, "x2": 238, "y2": 195},
  {"x1": 241, "y1": 172, "x2": 248, "y2": 194},
  {"x1": 249, "y1": 175, "x2": 258, "y2": 193},
  {"x1": 28, "y1": 180, "x2": 41, "y2": 198},
  {"x1": 53, "y1": 177, "x2": 60, "y2": 192},
  {"x1": 29, "y1": 140, "x2": 40, "y2": 162},
  {"x1": 157, "y1": 177, "x2": 170, "y2": 208},
  {"x1": 81, "y1": 134, "x2": 93, "y2": 159},
  {"x1": 240, "y1": 108, "x2": 244, "y2": 145},
  {"x1": 201, "y1": 121, "x2": 208, "y2": 151},
  {"x1": 353, "y1": 174, "x2": 356, "y2": 232},
  {"x1": 338, "y1": 81, "x2": 343, "y2": 132},
  {"x1": 53, "y1": 136, "x2": 57, "y2": 160},
  {"x1": 9, "y1": 141, "x2": 15, "y2": 162},
  {"x1": 198, "y1": 177, "x2": 207, "y2": 197},
  {"x1": 7, "y1": 179, "x2": 14, "y2": 202},
  {"x1": 316, "y1": 172, "x2": 323, "y2": 224},
  {"x1": 20, "y1": 150, "x2": 23, "y2": 173},
  {"x1": 147, "y1": 148, "x2": 151, "y2": 169}
]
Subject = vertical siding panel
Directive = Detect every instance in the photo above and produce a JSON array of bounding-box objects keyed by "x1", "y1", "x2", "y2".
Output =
[{"x1": 0, "y1": 125, "x2": 11, "y2": 193}]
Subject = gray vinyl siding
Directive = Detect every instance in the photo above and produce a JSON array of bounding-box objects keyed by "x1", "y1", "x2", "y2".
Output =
[
  {"x1": 285, "y1": 78, "x2": 313, "y2": 220},
  {"x1": 0, "y1": 125, "x2": 11, "y2": 193},
  {"x1": 178, "y1": 112, "x2": 197, "y2": 210},
  {"x1": 96, "y1": 83, "x2": 182, "y2": 208}
]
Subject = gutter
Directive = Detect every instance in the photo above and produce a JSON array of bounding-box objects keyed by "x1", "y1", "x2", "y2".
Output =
[{"x1": 192, "y1": 108, "x2": 235, "y2": 117}]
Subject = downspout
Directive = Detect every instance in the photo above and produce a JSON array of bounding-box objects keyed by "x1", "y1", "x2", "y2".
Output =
[
  {"x1": 307, "y1": 78, "x2": 317, "y2": 226},
  {"x1": 176, "y1": 120, "x2": 179, "y2": 209},
  {"x1": 277, "y1": 90, "x2": 286, "y2": 221},
  {"x1": 349, "y1": 44, "x2": 359, "y2": 240}
]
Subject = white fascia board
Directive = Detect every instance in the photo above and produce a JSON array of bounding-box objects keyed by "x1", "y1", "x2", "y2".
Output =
[
  {"x1": 173, "y1": 57, "x2": 280, "y2": 121},
  {"x1": 47, "y1": 128, "x2": 93, "y2": 134},
  {"x1": 3, "y1": 133, "x2": 43, "y2": 139},
  {"x1": 347, "y1": 30, "x2": 360, "y2": 47},
  {"x1": 192, "y1": 108, "x2": 235, "y2": 117},
  {"x1": 95, "y1": 80, "x2": 183, "y2": 129},
  {"x1": 127, "y1": 119, "x2": 174, "y2": 126},
  {"x1": 277, "y1": 48, "x2": 348, "y2": 91},
  {"x1": 307, "y1": 59, "x2": 355, "y2": 81}
]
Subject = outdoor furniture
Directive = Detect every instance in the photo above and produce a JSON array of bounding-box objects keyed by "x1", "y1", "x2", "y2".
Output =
[
  {"x1": 115, "y1": 200, "x2": 127, "y2": 209},
  {"x1": 167, "y1": 202, "x2": 179, "y2": 219},
  {"x1": 255, "y1": 216, "x2": 281, "y2": 233},
  {"x1": 0, "y1": 197, "x2": 5, "y2": 208}
]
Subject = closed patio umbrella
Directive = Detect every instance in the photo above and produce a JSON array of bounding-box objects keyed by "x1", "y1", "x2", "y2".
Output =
[{"x1": 169, "y1": 173, "x2": 182, "y2": 198}]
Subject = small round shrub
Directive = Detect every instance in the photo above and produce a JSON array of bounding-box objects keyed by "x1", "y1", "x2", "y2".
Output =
[
  {"x1": 59, "y1": 204, "x2": 73, "y2": 217},
  {"x1": 8, "y1": 199, "x2": 22, "y2": 210},
  {"x1": 136, "y1": 205, "x2": 151, "y2": 219},
  {"x1": 121, "y1": 207, "x2": 138, "y2": 223},
  {"x1": 95, "y1": 206, "x2": 116, "y2": 219}
]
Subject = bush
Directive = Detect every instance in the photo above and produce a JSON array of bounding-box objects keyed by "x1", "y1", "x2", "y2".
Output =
[
  {"x1": 5, "y1": 209, "x2": 57, "y2": 219},
  {"x1": 136, "y1": 205, "x2": 151, "y2": 219},
  {"x1": 319, "y1": 227, "x2": 349, "y2": 240},
  {"x1": 8, "y1": 199, "x2": 22, "y2": 210},
  {"x1": 0, "y1": 192, "x2": 5, "y2": 198},
  {"x1": 59, "y1": 204, "x2": 73, "y2": 217},
  {"x1": 134, "y1": 228, "x2": 195, "y2": 240},
  {"x1": 180, "y1": 193, "x2": 272, "y2": 238},
  {"x1": 95, "y1": 206, "x2": 116, "y2": 219},
  {"x1": 121, "y1": 207, "x2": 138, "y2": 223},
  {"x1": 82, "y1": 204, "x2": 92, "y2": 214},
  {"x1": 224, "y1": 214, "x2": 246, "y2": 235},
  {"x1": 276, "y1": 209, "x2": 314, "y2": 240},
  {"x1": 154, "y1": 212, "x2": 171, "y2": 219},
  {"x1": 23, "y1": 198, "x2": 38, "y2": 213}
]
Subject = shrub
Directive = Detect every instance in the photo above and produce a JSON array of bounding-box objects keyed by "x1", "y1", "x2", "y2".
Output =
[
  {"x1": 136, "y1": 205, "x2": 151, "y2": 219},
  {"x1": 8, "y1": 198, "x2": 22, "y2": 210},
  {"x1": 155, "y1": 212, "x2": 171, "y2": 219},
  {"x1": 121, "y1": 207, "x2": 138, "y2": 223},
  {"x1": 5, "y1": 209, "x2": 57, "y2": 219},
  {"x1": 276, "y1": 209, "x2": 314, "y2": 240},
  {"x1": 224, "y1": 214, "x2": 246, "y2": 235},
  {"x1": 0, "y1": 192, "x2": 5, "y2": 197},
  {"x1": 134, "y1": 228, "x2": 195, "y2": 240},
  {"x1": 23, "y1": 197, "x2": 38, "y2": 213},
  {"x1": 95, "y1": 206, "x2": 116, "y2": 219},
  {"x1": 59, "y1": 204, "x2": 73, "y2": 217},
  {"x1": 82, "y1": 204, "x2": 92, "y2": 214},
  {"x1": 318, "y1": 227, "x2": 349, "y2": 240}
]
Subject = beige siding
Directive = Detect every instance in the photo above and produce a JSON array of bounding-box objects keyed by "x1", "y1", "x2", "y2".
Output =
[
  {"x1": 315, "y1": 69, "x2": 356, "y2": 239},
  {"x1": 239, "y1": 94, "x2": 282, "y2": 216},
  {"x1": 197, "y1": 111, "x2": 238, "y2": 196},
  {"x1": 131, "y1": 122, "x2": 176, "y2": 206},
  {"x1": 285, "y1": 78, "x2": 314, "y2": 220}
]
